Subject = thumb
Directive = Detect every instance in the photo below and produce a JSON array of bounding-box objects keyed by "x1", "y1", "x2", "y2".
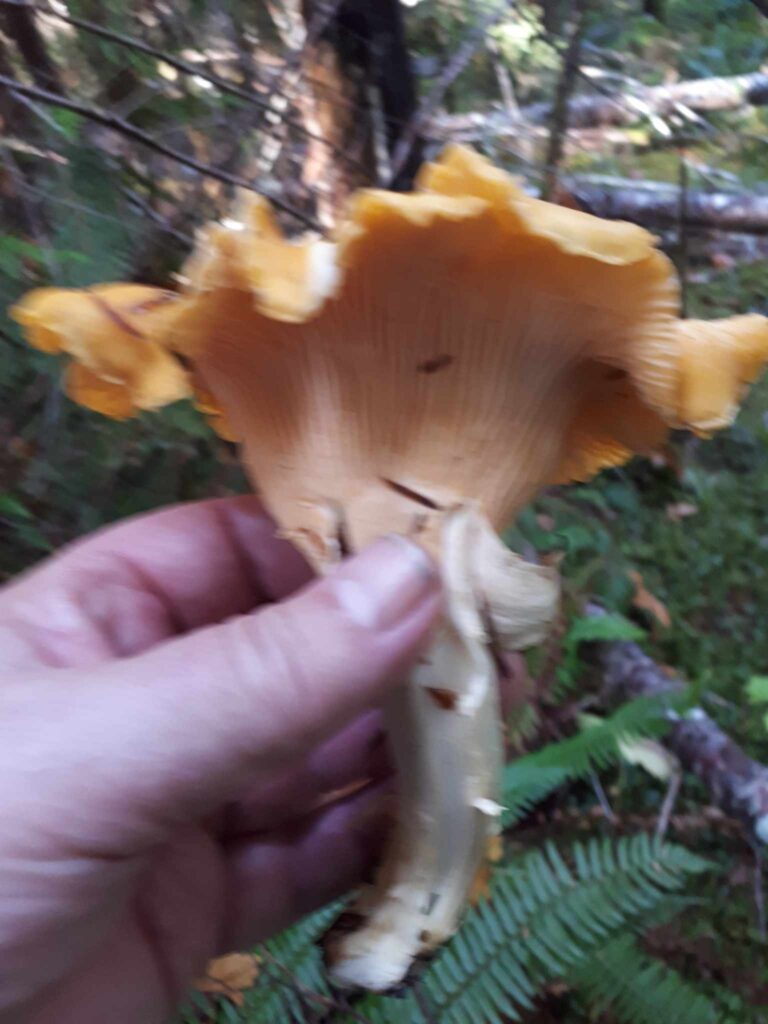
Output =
[{"x1": 31, "y1": 536, "x2": 441, "y2": 850}]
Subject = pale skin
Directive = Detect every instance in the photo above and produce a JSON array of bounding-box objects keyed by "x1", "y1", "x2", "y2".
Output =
[{"x1": 0, "y1": 496, "x2": 443, "y2": 1023}]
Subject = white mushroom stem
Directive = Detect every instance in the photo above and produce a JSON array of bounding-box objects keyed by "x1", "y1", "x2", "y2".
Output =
[{"x1": 326, "y1": 506, "x2": 558, "y2": 992}]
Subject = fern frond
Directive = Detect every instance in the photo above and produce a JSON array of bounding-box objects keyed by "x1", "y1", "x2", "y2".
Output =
[
  {"x1": 569, "y1": 933, "x2": 717, "y2": 1024},
  {"x1": 241, "y1": 899, "x2": 344, "y2": 1023},
  {"x1": 205, "y1": 834, "x2": 706, "y2": 1024},
  {"x1": 555, "y1": 613, "x2": 646, "y2": 700},
  {"x1": 332, "y1": 835, "x2": 709, "y2": 1024},
  {"x1": 502, "y1": 694, "x2": 675, "y2": 826}
]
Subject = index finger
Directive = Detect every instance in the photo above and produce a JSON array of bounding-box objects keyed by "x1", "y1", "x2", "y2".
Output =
[{"x1": 0, "y1": 496, "x2": 313, "y2": 665}]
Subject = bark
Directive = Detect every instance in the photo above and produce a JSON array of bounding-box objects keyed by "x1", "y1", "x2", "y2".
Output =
[
  {"x1": 588, "y1": 607, "x2": 768, "y2": 844},
  {"x1": 299, "y1": 0, "x2": 376, "y2": 227},
  {"x1": 0, "y1": 3, "x2": 61, "y2": 93},
  {"x1": 569, "y1": 178, "x2": 768, "y2": 235},
  {"x1": 299, "y1": 0, "x2": 420, "y2": 225},
  {"x1": 355, "y1": 0, "x2": 421, "y2": 189}
]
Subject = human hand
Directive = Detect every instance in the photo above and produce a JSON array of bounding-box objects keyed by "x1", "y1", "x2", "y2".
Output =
[{"x1": 0, "y1": 497, "x2": 441, "y2": 1024}]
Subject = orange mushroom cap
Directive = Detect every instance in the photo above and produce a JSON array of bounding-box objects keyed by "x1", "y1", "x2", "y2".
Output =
[
  {"x1": 10, "y1": 146, "x2": 768, "y2": 563},
  {"x1": 10, "y1": 284, "x2": 190, "y2": 417}
]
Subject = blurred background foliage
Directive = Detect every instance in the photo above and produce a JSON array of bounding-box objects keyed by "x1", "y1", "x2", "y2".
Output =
[{"x1": 2, "y1": 0, "x2": 768, "y2": 1020}]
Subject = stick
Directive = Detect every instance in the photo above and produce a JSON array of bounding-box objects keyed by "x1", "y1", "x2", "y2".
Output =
[{"x1": 0, "y1": 74, "x2": 319, "y2": 228}]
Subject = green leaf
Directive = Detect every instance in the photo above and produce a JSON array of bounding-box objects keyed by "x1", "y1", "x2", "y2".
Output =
[
  {"x1": 502, "y1": 694, "x2": 676, "y2": 827},
  {"x1": 567, "y1": 613, "x2": 646, "y2": 648},
  {"x1": 0, "y1": 494, "x2": 33, "y2": 521},
  {"x1": 746, "y1": 675, "x2": 768, "y2": 705},
  {"x1": 554, "y1": 523, "x2": 599, "y2": 554},
  {"x1": 570, "y1": 934, "x2": 716, "y2": 1024},
  {"x1": 15, "y1": 523, "x2": 54, "y2": 552}
]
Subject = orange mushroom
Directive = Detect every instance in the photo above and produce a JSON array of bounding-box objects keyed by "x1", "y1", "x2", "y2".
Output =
[
  {"x1": 11, "y1": 144, "x2": 768, "y2": 991},
  {"x1": 12, "y1": 284, "x2": 189, "y2": 418}
]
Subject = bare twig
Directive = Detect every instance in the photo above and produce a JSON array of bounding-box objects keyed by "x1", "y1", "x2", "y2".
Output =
[
  {"x1": 387, "y1": 0, "x2": 515, "y2": 185},
  {"x1": 752, "y1": 842, "x2": 767, "y2": 940},
  {"x1": 487, "y1": 35, "x2": 518, "y2": 117},
  {"x1": 541, "y1": 0, "x2": 588, "y2": 200},
  {"x1": 654, "y1": 768, "x2": 682, "y2": 844},
  {"x1": 590, "y1": 769, "x2": 617, "y2": 823},
  {"x1": 677, "y1": 150, "x2": 690, "y2": 317},
  {"x1": 0, "y1": 73, "x2": 319, "y2": 228},
  {"x1": 0, "y1": 0, "x2": 364, "y2": 169},
  {"x1": 118, "y1": 185, "x2": 195, "y2": 245}
]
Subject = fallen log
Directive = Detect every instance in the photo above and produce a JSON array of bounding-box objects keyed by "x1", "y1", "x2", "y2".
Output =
[
  {"x1": 530, "y1": 70, "x2": 768, "y2": 128},
  {"x1": 431, "y1": 70, "x2": 768, "y2": 139},
  {"x1": 568, "y1": 178, "x2": 768, "y2": 235},
  {"x1": 587, "y1": 607, "x2": 768, "y2": 844}
]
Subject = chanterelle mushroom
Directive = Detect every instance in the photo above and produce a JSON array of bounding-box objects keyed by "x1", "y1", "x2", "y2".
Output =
[{"x1": 11, "y1": 144, "x2": 768, "y2": 992}]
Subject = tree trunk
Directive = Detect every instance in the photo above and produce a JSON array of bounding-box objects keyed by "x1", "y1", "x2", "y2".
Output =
[
  {"x1": 0, "y1": 4, "x2": 62, "y2": 94},
  {"x1": 298, "y1": 0, "x2": 420, "y2": 226},
  {"x1": 349, "y1": 0, "x2": 421, "y2": 190}
]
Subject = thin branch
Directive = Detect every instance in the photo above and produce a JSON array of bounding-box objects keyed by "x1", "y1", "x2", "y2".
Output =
[
  {"x1": 388, "y1": 0, "x2": 516, "y2": 185},
  {"x1": 0, "y1": 73, "x2": 319, "y2": 228},
  {"x1": 0, "y1": 0, "x2": 364, "y2": 169},
  {"x1": 487, "y1": 34, "x2": 519, "y2": 117},
  {"x1": 590, "y1": 769, "x2": 617, "y2": 824},
  {"x1": 677, "y1": 149, "x2": 690, "y2": 317},
  {"x1": 541, "y1": 0, "x2": 588, "y2": 200},
  {"x1": 118, "y1": 185, "x2": 196, "y2": 245},
  {"x1": 753, "y1": 842, "x2": 767, "y2": 940},
  {"x1": 654, "y1": 768, "x2": 682, "y2": 844}
]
